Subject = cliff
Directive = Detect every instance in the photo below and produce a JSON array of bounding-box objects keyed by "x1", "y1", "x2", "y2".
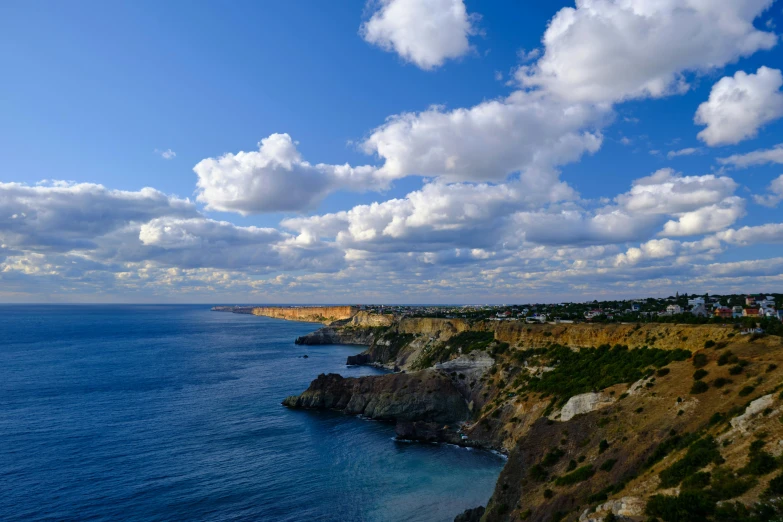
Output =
[
  {"x1": 282, "y1": 370, "x2": 473, "y2": 444},
  {"x1": 251, "y1": 306, "x2": 359, "y2": 324},
  {"x1": 283, "y1": 316, "x2": 783, "y2": 521}
]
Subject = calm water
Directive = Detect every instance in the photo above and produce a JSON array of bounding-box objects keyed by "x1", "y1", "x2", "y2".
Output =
[{"x1": 0, "y1": 305, "x2": 502, "y2": 521}]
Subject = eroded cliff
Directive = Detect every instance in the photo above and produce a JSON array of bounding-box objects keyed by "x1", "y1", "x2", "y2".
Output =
[{"x1": 251, "y1": 306, "x2": 359, "y2": 324}]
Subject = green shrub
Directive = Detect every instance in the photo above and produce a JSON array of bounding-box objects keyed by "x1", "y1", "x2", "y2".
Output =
[
  {"x1": 659, "y1": 438, "x2": 723, "y2": 488},
  {"x1": 717, "y1": 351, "x2": 738, "y2": 366},
  {"x1": 541, "y1": 448, "x2": 566, "y2": 467},
  {"x1": 764, "y1": 472, "x2": 783, "y2": 497},
  {"x1": 600, "y1": 458, "x2": 618, "y2": 472},
  {"x1": 554, "y1": 465, "x2": 595, "y2": 486},
  {"x1": 693, "y1": 369, "x2": 708, "y2": 380},
  {"x1": 739, "y1": 443, "x2": 778, "y2": 476},
  {"x1": 646, "y1": 491, "x2": 715, "y2": 521},
  {"x1": 704, "y1": 340, "x2": 716, "y2": 349},
  {"x1": 529, "y1": 463, "x2": 548, "y2": 482},
  {"x1": 738, "y1": 386, "x2": 755, "y2": 397},
  {"x1": 681, "y1": 471, "x2": 711, "y2": 490},
  {"x1": 690, "y1": 380, "x2": 709, "y2": 394},
  {"x1": 728, "y1": 364, "x2": 744, "y2": 376},
  {"x1": 712, "y1": 377, "x2": 732, "y2": 388},
  {"x1": 693, "y1": 352, "x2": 709, "y2": 366},
  {"x1": 657, "y1": 367, "x2": 671, "y2": 377},
  {"x1": 543, "y1": 488, "x2": 554, "y2": 499},
  {"x1": 566, "y1": 459, "x2": 577, "y2": 471},
  {"x1": 523, "y1": 345, "x2": 690, "y2": 400},
  {"x1": 709, "y1": 467, "x2": 757, "y2": 500}
]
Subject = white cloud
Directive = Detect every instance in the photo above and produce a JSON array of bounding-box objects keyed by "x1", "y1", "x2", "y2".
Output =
[
  {"x1": 719, "y1": 143, "x2": 783, "y2": 167},
  {"x1": 360, "y1": 0, "x2": 479, "y2": 70},
  {"x1": 518, "y1": 0, "x2": 777, "y2": 103},
  {"x1": 716, "y1": 222, "x2": 783, "y2": 245},
  {"x1": 660, "y1": 196, "x2": 746, "y2": 236},
  {"x1": 615, "y1": 238, "x2": 680, "y2": 266},
  {"x1": 194, "y1": 133, "x2": 387, "y2": 214},
  {"x1": 0, "y1": 181, "x2": 196, "y2": 252},
  {"x1": 667, "y1": 147, "x2": 701, "y2": 158},
  {"x1": 696, "y1": 66, "x2": 783, "y2": 146},
  {"x1": 753, "y1": 174, "x2": 783, "y2": 207},
  {"x1": 615, "y1": 168, "x2": 738, "y2": 216},
  {"x1": 155, "y1": 148, "x2": 176, "y2": 160},
  {"x1": 362, "y1": 90, "x2": 606, "y2": 183}
]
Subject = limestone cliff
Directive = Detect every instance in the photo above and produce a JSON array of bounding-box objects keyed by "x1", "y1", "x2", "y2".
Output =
[
  {"x1": 251, "y1": 306, "x2": 358, "y2": 324},
  {"x1": 283, "y1": 316, "x2": 783, "y2": 521},
  {"x1": 494, "y1": 322, "x2": 740, "y2": 352}
]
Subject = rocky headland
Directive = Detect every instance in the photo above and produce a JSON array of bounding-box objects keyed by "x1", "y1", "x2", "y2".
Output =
[
  {"x1": 242, "y1": 308, "x2": 783, "y2": 521},
  {"x1": 212, "y1": 305, "x2": 360, "y2": 324}
]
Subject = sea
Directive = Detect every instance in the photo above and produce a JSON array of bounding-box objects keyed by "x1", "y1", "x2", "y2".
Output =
[{"x1": 0, "y1": 305, "x2": 503, "y2": 522}]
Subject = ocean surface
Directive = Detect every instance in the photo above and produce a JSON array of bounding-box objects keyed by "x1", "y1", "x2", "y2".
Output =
[{"x1": 0, "y1": 305, "x2": 503, "y2": 522}]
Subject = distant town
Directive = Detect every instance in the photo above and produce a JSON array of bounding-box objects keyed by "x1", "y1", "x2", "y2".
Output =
[
  {"x1": 358, "y1": 293, "x2": 783, "y2": 324},
  {"x1": 352, "y1": 293, "x2": 783, "y2": 336}
]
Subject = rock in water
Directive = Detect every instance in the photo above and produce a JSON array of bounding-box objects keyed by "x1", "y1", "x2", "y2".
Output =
[
  {"x1": 282, "y1": 371, "x2": 469, "y2": 424},
  {"x1": 454, "y1": 506, "x2": 485, "y2": 522}
]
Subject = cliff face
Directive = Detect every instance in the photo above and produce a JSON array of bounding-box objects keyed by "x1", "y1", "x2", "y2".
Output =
[
  {"x1": 494, "y1": 322, "x2": 738, "y2": 352},
  {"x1": 283, "y1": 370, "x2": 470, "y2": 426},
  {"x1": 251, "y1": 306, "x2": 358, "y2": 324},
  {"x1": 294, "y1": 326, "x2": 378, "y2": 347}
]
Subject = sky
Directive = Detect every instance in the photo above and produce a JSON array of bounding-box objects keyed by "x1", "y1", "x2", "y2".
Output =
[{"x1": 1, "y1": 0, "x2": 783, "y2": 304}]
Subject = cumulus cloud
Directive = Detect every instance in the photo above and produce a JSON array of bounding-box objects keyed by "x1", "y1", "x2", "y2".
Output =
[
  {"x1": 614, "y1": 238, "x2": 680, "y2": 266},
  {"x1": 696, "y1": 67, "x2": 783, "y2": 146},
  {"x1": 660, "y1": 197, "x2": 746, "y2": 237},
  {"x1": 194, "y1": 133, "x2": 387, "y2": 214},
  {"x1": 514, "y1": 209, "x2": 658, "y2": 247},
  {"x1": 361, "y1": 0, "x2": 479, "y2": 70},
  {"x1": 753, "y1": 174, "x2": 783, "y2": 207},
  {"x1": 0, "y1": 181, "x2": 197, "y2": 252},
  {"x1": 132, "y1": 216, "x2": 344, "y2": 272},
  {"x1": 719, "y1": 143, "x2": 783, "y2": 167},
  {"x1": 518, "y1": 0, "x2": 777, "y2": 103},
  {"x1": 282, "y1": 180, "x2": 539, "y2": 253},
  {"x1": 362, "y1": 90, "x2": 606, "y2": 183},
  {"x1": 716, "y1": 222, "x2": 783, "y2": 245},
  {"x1": 615, "y1": 169, "x2": 738, "y2": 216}
]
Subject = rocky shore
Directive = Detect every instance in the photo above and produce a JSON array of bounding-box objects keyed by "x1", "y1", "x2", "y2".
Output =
[{"x1": 264, "y1": 310, "x2": 783, "y2": 521}]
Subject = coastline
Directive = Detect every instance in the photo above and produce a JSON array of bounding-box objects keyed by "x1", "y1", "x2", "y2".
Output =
[{"x1": 222, "y1": 306, "x2": 783, "y2": 522}]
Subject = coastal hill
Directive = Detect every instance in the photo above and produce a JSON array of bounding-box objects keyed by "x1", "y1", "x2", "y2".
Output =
[{"x1": 278, "y1": 313, "x2": 783, "y2": 522}]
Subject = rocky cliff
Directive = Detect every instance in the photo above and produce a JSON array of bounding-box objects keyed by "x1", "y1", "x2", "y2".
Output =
[
  {"x1": 251, "y1": 306, "x2": 359, "y2": 324},
  {"x1": 282, "y1": 370, "x2": 473, "y2": 444},
  {"x1": 282, "y1": 316, "x2": 783, "y2": 521}
]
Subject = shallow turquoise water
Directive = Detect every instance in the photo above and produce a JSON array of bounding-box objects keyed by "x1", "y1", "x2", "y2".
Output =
[{"x1": 0, "y1": 305, "x2": 503, "y2": 521}]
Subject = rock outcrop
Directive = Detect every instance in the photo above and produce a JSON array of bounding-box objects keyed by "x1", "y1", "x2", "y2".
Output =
[
  {"x1": 283, "y1": 371, "x2": 469, "y2": 425},
  {"x1": 554, "y1": 392, "x2": 615, "y2": 422}
]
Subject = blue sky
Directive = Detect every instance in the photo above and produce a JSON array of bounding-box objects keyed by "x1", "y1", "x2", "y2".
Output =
[{"x1": 1, "y1": 0, "x2": 783, "y2": 303}]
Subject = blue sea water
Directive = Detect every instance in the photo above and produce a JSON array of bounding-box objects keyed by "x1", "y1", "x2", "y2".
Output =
[{"x1": 0, "y1": 305, "x2": 503, "y2": 522}]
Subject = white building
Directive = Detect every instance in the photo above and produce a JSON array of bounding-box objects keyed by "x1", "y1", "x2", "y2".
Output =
[{"x1": 666, "y1": 304, "x2": 683, "y2": 315}]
